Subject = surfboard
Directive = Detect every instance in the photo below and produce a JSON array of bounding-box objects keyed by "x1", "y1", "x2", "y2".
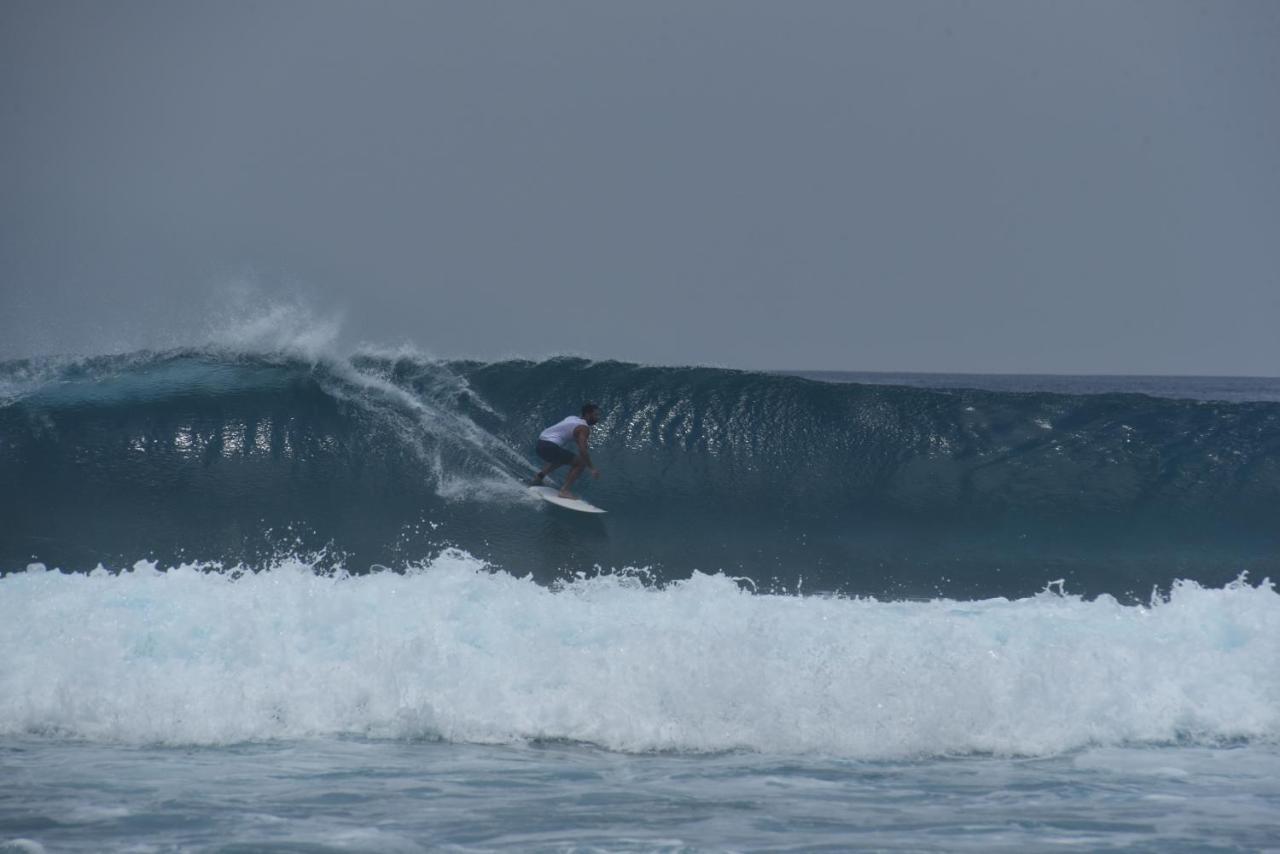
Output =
[{"x1": 528, "y1": 485, "x2": 607, "y2": 514}]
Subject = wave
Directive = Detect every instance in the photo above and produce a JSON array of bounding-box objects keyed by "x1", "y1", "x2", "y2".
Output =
[
  {"x1": 2, "y1": 348, "x2": 1279, "y2": 597},
  {"x1": 1, "y1": 555, "x2": 1276, "y2": 757}
]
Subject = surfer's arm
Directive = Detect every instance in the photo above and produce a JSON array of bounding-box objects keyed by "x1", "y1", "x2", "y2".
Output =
[{"x1": 574, "y1": 426, "x2": 597, "y2": 473}]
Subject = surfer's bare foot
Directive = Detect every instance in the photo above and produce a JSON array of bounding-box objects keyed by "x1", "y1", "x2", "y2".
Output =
[{"x1": 558, "y1": 490, "x2": 577, "y2": 499}]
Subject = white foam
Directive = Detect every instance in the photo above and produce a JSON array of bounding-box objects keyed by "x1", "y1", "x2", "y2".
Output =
[
  {"x1": 196, "y1": 296, "x2": 536, "y2": 498},
  {"x1": 298, "y1": 356, "x2": 532, "y2": 503},
  {"x1": 2, "y1": 555, "x2": 1276, "y2": 758},
  {"x1": 0, "y1": 840, "x2": 48, "y2": 854}
]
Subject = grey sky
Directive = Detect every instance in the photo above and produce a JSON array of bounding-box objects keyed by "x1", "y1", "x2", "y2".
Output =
[{"x1": 2, "y1": 0, "x2": 1277, "y2": 373}]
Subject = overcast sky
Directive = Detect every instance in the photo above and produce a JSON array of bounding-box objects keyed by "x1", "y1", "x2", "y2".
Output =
[{"x1": 2, "y1": 1, "x2": 1277, "y2": 373}]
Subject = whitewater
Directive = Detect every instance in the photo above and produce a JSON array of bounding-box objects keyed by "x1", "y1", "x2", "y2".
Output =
[
  {"x1": 3, "y1": 339, "x2": 1280, "y2": 851},
  {"x1": 3, "y1": 555, "x2": 1279, "y2": 754}
]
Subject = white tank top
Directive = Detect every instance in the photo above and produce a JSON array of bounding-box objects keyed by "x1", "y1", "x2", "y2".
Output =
[{"x1": 539, "y1": 416, "x2": 588, "y2": 449}]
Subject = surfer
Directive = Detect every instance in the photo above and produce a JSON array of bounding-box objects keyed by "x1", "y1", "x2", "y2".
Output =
[{"x1": 531, "y1": 403, "x2": 601, "y2": 498}]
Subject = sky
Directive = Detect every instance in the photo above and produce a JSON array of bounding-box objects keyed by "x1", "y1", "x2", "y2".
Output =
[{"x1": 2, "y1": 0, "x2": 1278, "y2": 374}]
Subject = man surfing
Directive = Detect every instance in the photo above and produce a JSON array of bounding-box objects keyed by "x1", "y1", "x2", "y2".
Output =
[{"x1": 531, "y1": 403, "x2": 601, "y2": 499}]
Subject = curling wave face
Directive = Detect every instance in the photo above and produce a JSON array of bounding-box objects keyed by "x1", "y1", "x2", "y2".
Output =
[{"x1": 2, "y1": 349, "x2": 1279, "y2": 597}]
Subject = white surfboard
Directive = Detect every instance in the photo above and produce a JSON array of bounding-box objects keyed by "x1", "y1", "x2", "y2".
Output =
[{"x1": 528, "y1": 485, "x2": 607, "y2": 514}]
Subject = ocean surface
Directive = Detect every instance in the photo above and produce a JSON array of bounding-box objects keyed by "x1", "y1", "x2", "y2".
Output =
[{"x1": 2, "y1": 345, "x2": 1279, "y2": 852}]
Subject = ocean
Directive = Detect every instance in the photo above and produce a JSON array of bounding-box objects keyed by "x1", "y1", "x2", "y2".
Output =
[{"x1": 2, "y1": 346, "x2": 1279, "y2": 852}]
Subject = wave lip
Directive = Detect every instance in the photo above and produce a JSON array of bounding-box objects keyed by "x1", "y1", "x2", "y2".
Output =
[{"x1": 2, "y1": 552, "x2": 1277, "y2": 758}]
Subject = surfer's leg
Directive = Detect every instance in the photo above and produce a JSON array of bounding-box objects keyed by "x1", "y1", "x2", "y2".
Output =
[
  {"x1": 533, "y1": 440, "x2": 575, "y2": 485},
  {"x1": 532, "y1": 461, "x2": 562, "y2": 485},
  {"x1": 559, "y1": 458, "x2": 586, "y2": 498}
]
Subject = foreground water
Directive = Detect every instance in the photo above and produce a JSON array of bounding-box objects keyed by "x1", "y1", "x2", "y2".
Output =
[
  {"x1": 2, "y1": 559, "x2": 1278, "y2": 851},
  {"x1": 5, "y1": 738, "x2": 1280, "y2": 852}
]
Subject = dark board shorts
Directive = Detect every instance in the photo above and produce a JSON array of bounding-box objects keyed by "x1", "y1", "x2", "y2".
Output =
[{"x1": 536, "y1": 439, "x2": 577, "y2": 466}]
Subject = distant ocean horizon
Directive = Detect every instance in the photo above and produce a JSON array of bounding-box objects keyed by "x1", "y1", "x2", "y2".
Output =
[{"x1": 782, "y1": 369, "x2": 1280, "y2": 403}]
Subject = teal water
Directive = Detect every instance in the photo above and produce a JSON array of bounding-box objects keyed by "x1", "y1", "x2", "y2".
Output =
[{"x1": 4, "y1": 351, "x2": 1279, "y2": 598}]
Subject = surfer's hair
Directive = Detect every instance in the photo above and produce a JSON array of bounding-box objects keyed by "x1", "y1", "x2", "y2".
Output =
[{"x1": 581, "y1": 402, "x2": 600, "y2": 417}]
